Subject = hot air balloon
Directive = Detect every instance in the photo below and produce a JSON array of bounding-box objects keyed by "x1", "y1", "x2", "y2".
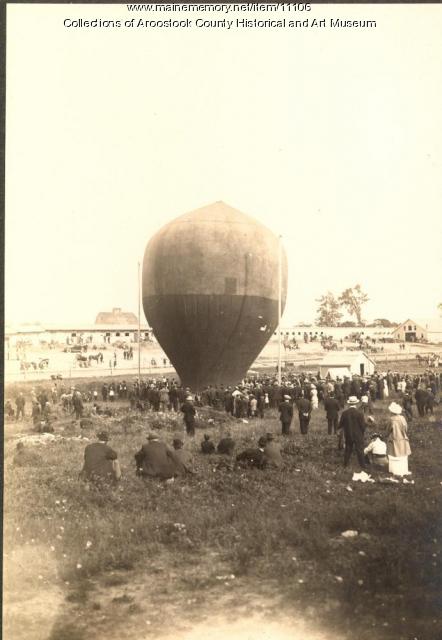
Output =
[{"x1": 142, "y1": 201, "x2": 288, "y2": 390}]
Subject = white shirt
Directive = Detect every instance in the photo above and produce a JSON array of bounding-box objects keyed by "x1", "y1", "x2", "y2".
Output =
[{"x1": 364, "y1": 438, "x2": 387, "y2": 456}]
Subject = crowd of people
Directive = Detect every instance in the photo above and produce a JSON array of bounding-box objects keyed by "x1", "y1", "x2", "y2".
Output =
[{"x1": 7, "y1": 367, "x2": 440, "y2": 485}]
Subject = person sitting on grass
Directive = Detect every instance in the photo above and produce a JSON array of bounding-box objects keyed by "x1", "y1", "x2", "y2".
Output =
[
  {"x1": 201, "y1": 433, "x2": 216, "y2": 454},
  {"x1": 236, "y1": 437, "x2": 267, "y2": 469},
  {"x1": 80, "y1": 430, "x2": 121, "y2": 485},
  {"x1": 134, "y1": 433, "x2": 178, "y2": 480},
  {"x1": 262, "y1": 433, "x2": 283, "y2": 468},
  {"x1": 5, "y1": 400, "x2": 15, "y2": 419},
  {"x1": 13, "y1": 441, "x2": 43, "y2": 467},
  {"x1": 217, "y1": 433, "x2": 236, "y2": 455},
  {"x1": 170, "y1": 438, "x2": 195, "y2": 475},
  {"x1": 363, "y1": 432, "x2": 388, "y2": 468}
]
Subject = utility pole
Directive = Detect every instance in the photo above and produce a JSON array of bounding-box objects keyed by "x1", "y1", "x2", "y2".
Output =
[
  {"x1": 277, "y1": 235, "x2": 282, "y2": 385},
  {"x1": 138, "y1": 261, "x2": 141, "y2": 380}
]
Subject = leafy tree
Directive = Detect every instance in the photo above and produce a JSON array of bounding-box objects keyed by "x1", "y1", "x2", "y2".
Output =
[
  {"x1": 371, "y1": 318, "x2": 398, "y2": 328},
  {"x1": 338, "y1": 285, "x2": 369, "y2": 326},
  {"x1": 315, "y1": 292, "x2": 343, "y2": 326}
]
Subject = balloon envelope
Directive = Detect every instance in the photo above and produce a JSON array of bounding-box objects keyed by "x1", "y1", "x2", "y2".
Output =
[{"x1": 142, "y1": 201, "x2": 287, "y2": 390}]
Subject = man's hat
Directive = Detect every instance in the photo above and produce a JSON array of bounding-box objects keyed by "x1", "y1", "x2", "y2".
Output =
[
  {"x1": 147, "y1": 433, "x2": 158, "y2": 440},
  {"x1": 186, "y1": 396, "x2": 193, "y2": 401},
  {"x1": 258, "y1": 436, "x2": 267, "y2": 447},
  {"x1": 97, "y1": 430, "x2": 109, "y2": 441},
  {"x1": 203, "y1": 434, "x2": 211, "y2": 440},
  {"x1": 347, "y1": 396, "x2": 359, "y2": 405},
  {"x1": 284, "y1": 395, "x2": 291, "y2": 400},
  {"x1": 266, "y1": 432, "x2": 274, "y2": 441}
]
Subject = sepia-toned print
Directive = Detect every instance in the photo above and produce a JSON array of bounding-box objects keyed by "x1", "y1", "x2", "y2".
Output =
[{"x1": 3, "y1": 3, "x2": 442, "y2": 640}]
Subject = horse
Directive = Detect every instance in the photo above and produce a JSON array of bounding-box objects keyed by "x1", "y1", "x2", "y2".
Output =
[
  {"x1": 60, "y1": 393, "x2": 73, "y2": 412},
  {"x1": 38, "y1": 358, "x2": 49, "y2": 369},
  {"x1": 76, "y1": 354, "x2": 89, "y2": 368},
  {"x1": 88, "y1": 352, "x2": 103, "y2": 365},
  {"x1": 20, "y1": 361, "x2": 37, "y2": 371}
]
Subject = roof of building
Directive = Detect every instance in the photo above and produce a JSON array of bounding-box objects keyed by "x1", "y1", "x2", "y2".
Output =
[
  {"x1": 95, "y1": 308, "x2": 138, "y2": 325},
  {"x1": 320, "y1": 351, "x2": 375, "y2": 366},
  {"x1": 5, "y1": 323, "x2": 151, "y2": 335},
  {"x1": 395, "y1": 318, "x2": 442, "y2": 333},
  {"x1": 323, "y1": 367, "x2": 352, "y2": 379}
]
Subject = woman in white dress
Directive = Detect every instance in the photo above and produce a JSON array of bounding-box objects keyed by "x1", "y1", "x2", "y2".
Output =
[
  {"x1": 386, "y1": 402, "x2": 411, "y2": 475},
  {"x1": 310, "y1": 385, "x2": 319, "y2": 410}
]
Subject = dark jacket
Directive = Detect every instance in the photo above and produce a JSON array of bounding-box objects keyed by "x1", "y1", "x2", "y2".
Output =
[
  {"x1": 181, "y1": 402, "x2": 196, "y2": 422},
  {"x1": 135, "y1": 441, "x2": 177, "y2": 479},
  {"x1": 217, "y1": 437, "x2": 235, "y2": 455},
  {"x1": 169, "y1": 449, "x2": 194, "y2": 475},
  {"x1": 236, "y1": 448, "x2": 266, "y2": 468},
  {"x1": 324, "y1": 397, "x2": 340, "y2": 418},
  {"x1": 201, "y1": 439, "x2": 216, "y2": 454},
  {"x1": 82, "y1": 442, "x2": 118, "y2": 480},
  {"x1": 338, "y1": 407, "x2": 366, "y2": 442},
  {"x1": 297, "y1": 398, "x2": 312, "y2": 415},
  {"x1": 264, "y1": 442, "x2": 283, "y2": 467},
  {"x1": 278, "y1": 401, "x2": 293, "y2": 423}
]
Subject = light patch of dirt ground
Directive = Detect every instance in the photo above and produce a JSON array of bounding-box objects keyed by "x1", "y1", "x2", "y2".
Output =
[
  {"x1": 5, "y1": 548, "x2": 343, "y2": 640},
  {"x1": 3, "y1": 545, "x2": 65, "y2": 640}
]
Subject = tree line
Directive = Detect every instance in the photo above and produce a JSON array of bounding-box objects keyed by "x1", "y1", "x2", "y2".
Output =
[{"x1": 315, "y1": 285, "x2": 382, "y2": 327}]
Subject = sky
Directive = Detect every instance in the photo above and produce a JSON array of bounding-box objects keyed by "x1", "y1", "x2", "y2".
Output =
[{"x1": 5, "y1": 3, "x2": 442, "y2": 326}]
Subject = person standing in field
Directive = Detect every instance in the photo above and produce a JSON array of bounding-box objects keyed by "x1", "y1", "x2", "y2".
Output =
[
  {"x1": 386, "y1": 402, "x2": 411, "y2": 474},
  {"x1": 323, "y1": 392, "x2": 340, "y2": 435},
  {"x1": 297, "y1": 393, "x2": 312, "y2": 435},
  {"x1": 181, "y1": 395, "x2": 196, "y2": 436},
  {"x1": 338, "y1": 396, "x2": 367, "y2": 469},
  {"x1": 278, "y1": 395, "x2": 293, "y2": 436},
  {"x1": 15, "y1": 393, "x2": 26, "y2": 420},
  {"x1": 310, "y1": 385, "x2": 319, "y2": 410},
  {"x1": 72, "y1": 390, "x2": 84, "y2": 419}
]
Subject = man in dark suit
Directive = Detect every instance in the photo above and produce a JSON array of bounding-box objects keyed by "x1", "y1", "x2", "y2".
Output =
[
  {"x1": 338, "y1": 397, "x2": 367, "y2": 469},
  {"x1": 278, "y1": 395, "x2": 293, "y2": 435},
  {"x1": 236, "y1": 437, "x2": 267, "y2": 469},
  {"x1": 324, "y1": 393, "x2": 340, "y2": 435},
  {"x1": 81, "y1": 431, "x2": 120, "y2": 483},
  {"x1": 415, "y1": 387, "x2": 428, "y2": 418},
  {"x1": 135, "y1": 433, "x2": 178, "y2": 480},
  {"x1": 296, "y1": 395, "x2": 312, "y2": 435},
  {"x1": 181, "y1": 396, "x2": 196, "y2": 436}
]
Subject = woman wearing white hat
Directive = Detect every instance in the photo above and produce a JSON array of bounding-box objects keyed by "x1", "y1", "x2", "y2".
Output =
[{"x1": 386, "y1": 402, "x2": 411, "y2": 476}]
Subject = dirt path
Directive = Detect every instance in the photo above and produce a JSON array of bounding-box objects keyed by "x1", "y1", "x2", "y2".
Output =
[{"x1": 4, "y1": 548, "x2": 343, "y2": 640}]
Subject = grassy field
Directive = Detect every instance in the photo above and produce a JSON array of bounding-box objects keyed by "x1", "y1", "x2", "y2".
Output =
[{"x1": 3, "y1": 380, "x2": 442, "y2": 640}]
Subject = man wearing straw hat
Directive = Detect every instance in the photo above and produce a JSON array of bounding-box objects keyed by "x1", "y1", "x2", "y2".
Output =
[{"x1": 338, "y1": 396, "x2": 367, "y2": 469}]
